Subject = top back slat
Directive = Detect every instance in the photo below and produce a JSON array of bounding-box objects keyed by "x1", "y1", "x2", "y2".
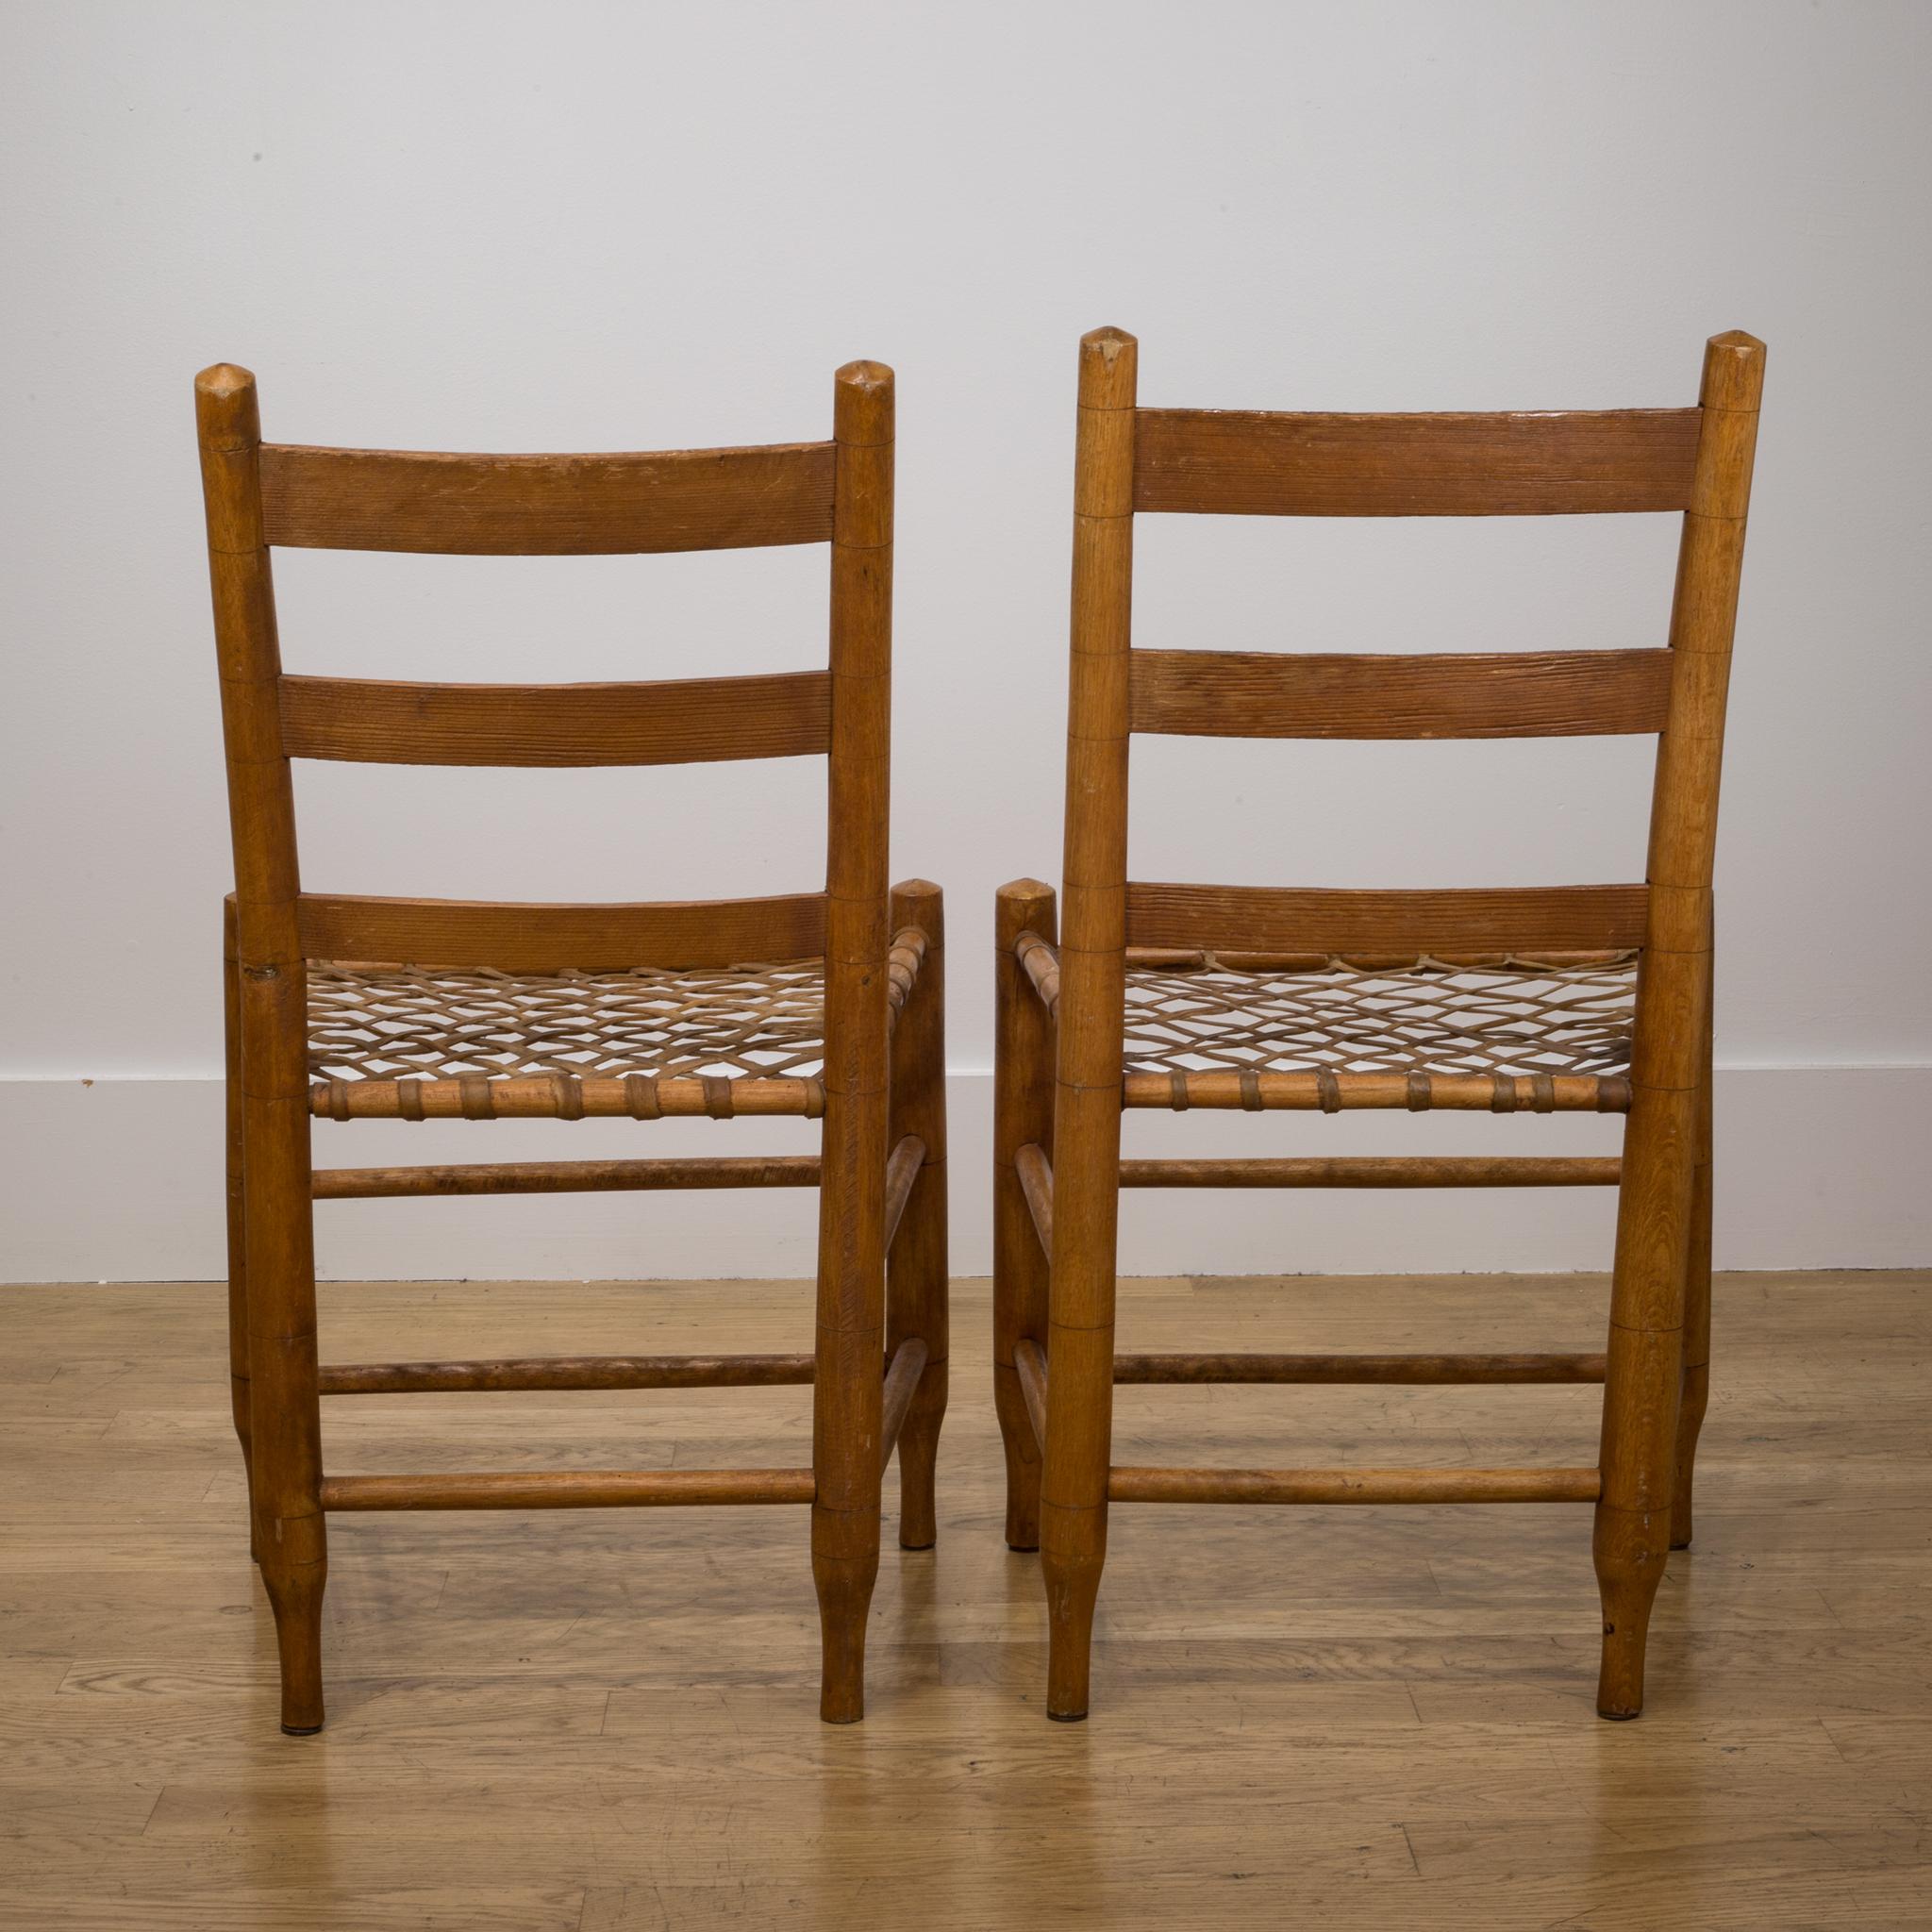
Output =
[
  {"x1": 259, "y1": 441, "x2": 837, "y2": 554},
  {"x1": 1133, "y1": 408, "x2": 1702, "y2": 517}
]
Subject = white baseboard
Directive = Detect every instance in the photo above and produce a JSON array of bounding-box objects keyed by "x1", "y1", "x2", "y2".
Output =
[{"x1": 0, "y1": 1067, "x2": 1925, "y2": 1283}]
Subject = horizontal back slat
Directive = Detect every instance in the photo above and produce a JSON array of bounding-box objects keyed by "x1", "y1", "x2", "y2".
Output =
[
  {"x1": 298, "y1": 891, "x2": 826, "y2": 973},
  {"x1": 279, "y1": 671, "x2": 831, "y2": 767},
  {"x1": 1134, "y1": 408, "x2": 1701, "y2": 517},
  {"x1": 1129, "y1": 648, "x2": 1673, "y2": 740},
  {"x1": 260, "y1": 441, "x2": 836, "y2": 555},
  {"x1": 1125, "y1": 882, "x2": 1649, "y2": 955}
]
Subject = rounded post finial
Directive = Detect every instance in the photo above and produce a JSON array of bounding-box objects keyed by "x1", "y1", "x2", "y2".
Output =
[
  {"x1": 1700, "y1": 331, "x2": 1765, "y2": 412},
  {"x1": 834, "y1": 359, "x2": 893, "y2": 444},
  {"x1": 195, "y1": 363, "x2": 259, "y2": 451},
  {"x1": 1078, "y1": 327, "x2": 1138, "y2": 410}
]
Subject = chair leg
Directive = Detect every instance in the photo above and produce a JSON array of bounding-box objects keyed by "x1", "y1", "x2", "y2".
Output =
[
  {"x1": 1673, "y1": 959, "x2": 1716, "y2": 1550},
  {"x1": 1041, "y1": 1334, "x2": 1112, "y2": 1722},
  {"x1": 1594, "y1": 1072, "x2": 1699, "y2": 1720},
  {"x1": 811, "y1": 991, "x2": 888, "y2": 1723},
  {"x1": 993, "y1": 882, "x2": 1057, "y2": 1552},
  {"x1": 812, "y1": 1326, "x2": 884, "y2": 1724},
  {"x1": 1040, "y1": 1084, "x2": 1121, "y2": 1722},
  {"x1": 811, "y1": 1445, "x2": 881, "y2": 1723},
  {"x1": 222, "y1": 909, "x2": 256, "y2": 1562},
  {"x1": 243, "y1": 1083, "x2": 328, "y2": 1735},
  {"x1": 887, "y1": 882, "x2": 948, "y2": 1553}
]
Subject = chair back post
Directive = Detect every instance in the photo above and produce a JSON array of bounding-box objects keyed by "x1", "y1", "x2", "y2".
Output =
[
  {"x1": 196, "y1": 367, "x2": 302, "y2": 964},
  {"x1": 194, "y1": 364, "x2": 326, "y2": 1731},
  {"x1": 1641, "y1": 331, "x2": 1765, "y2": 1021},
  {"x1": 1595, "y1": 330, "x2": 1763, "y2": 1716},
  {"x1": 811, "y1": 358, "x2": 895, "y2": 1723},
  {"x1": 1040, "y1": 325, "x2": 1138, "y2": 1718},
  {"x1": 1614, "y1": 331, "x2": 1764, "y2": 1323}
]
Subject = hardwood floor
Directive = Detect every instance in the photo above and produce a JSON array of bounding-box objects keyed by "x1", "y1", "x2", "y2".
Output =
[{"x1": 3, "y1": 1270, "x2": 1929, "y2": 1928}]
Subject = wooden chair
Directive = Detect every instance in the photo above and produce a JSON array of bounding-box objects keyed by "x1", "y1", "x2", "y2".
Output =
[
  {"x1": 197, "y1": 358, "x2": 947, "y2": 1732},
  {"x1": 994, "y1": 326, "x2": 1762, "y2": 1721}
]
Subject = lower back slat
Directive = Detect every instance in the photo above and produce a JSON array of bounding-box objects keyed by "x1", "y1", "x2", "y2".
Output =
[
  {"x1": 1124, "y1": 883, "x2": 1649, "y2": 955},
  {"x1": 297, "y1": 891, "x2": 826, "y2": 973}
]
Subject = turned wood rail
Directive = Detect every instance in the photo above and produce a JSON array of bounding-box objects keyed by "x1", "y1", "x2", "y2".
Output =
[
  {"x1": 1004, "y1": 1321, "x2": 1601, "y2": 1495},
  {"x1": 1108, "y1": 1467, "x2": 1603, "y2": 1506},
  {"x1": 312, "y1": 1155, "x2": 823, "y2": 1199},
  {"x1": 320, "y1": 1470, "x2": 820, "y2": 1510},
  {"x1": 1121, "y1": 1157, "x2": 1622, "y2": 1189}
]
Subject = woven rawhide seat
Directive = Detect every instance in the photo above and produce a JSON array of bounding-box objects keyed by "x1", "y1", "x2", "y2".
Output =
[
  {"x1": 306, "y1": 929, "x2": 928, "y2": 1121},
  {"x1": 1119, "y1": 948, "x2": 1638, "y2": 1112},
  {"x1": 1014, "y1": 933, "x2": 1638, "y2": 1114}
]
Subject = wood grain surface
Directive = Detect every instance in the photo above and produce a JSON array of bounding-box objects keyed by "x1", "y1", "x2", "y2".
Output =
[
  {"x1": 1128, "y1": 647, "x2": 1673, "y2": 740},
  {"x1": 2, "y1": 1269, "x2": 1927, "y2": 1928},
  {"x1": 260, "y1": 441, "x2": 836, "y2": 554},
  {"x1": 278, "y1": 670, "x2": 831, "y2": 767},
  {"x1": 1124, "y1": 881, "x2": 1650, "y2": 954},
  {"x1": 296, "y1": 890, "x2": 827, "y2": 974},
  {"x1": 1133, "y1": 408, "x2": 1701, "y2": 516}
]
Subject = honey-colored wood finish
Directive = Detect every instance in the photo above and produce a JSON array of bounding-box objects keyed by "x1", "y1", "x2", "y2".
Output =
[
  {"x1": 1112, "y1": 1352, "x2": 1607, "y2": 1384},
  {"x1": 278, "y1": 670, "x2": 831, "y2": 767},
  {"x1": 998, "y1": 326, "x2": 1761, "y2": 1723},
  {"x1": 992, "y1": 880, "x2": 1058, "y2": 1550},
  {"x1": 260, "y1": 440, "x2": 836, "y2": 554},
  {"x1": 1133, "y1": 406, "x2": 1702, "y2": 516},
  {"x1": 1013, "y1": 1335, "x2": 1051, "y2": 1456},
  {"x1": 296, "y1": 889, "x2": 827, "y2": 974},
  {"x1": 1673, "y1": 906, "x2": 1717, "y2": 1550},
  {"x1": 199, "y1": 364, "x2": 327, "y2": 1735},
  {"x1": 8, "y1": 1270, "x2": 1928, "y2": 1930},
  {"x1": 808, "y1": 359, "x2": 897, "y2": 1724},
  {"x1": 1124, "y1": 882, "x2": 1651, "y2": 955},
  {"x1": 317, "y1": 1354, "x2": 817, "y2": 1394},
  {"x1": 881, "y1": 1135, "x2": 928, "y2": 1252},
  {"x1": 1014, "y1": 1142, "x2": 1056, "y2": 1256},
  {"x1": 1039, "y1": 326, "x2": 1140, "y2": 1720},
  {"x1": 1129, "y1": 647, "x2": 1674, "y2": 740},
  {"x1": 886, "y1": 880, "x2": 949, "y2": 1554},
  {"x1": 221, "y1": 896, "x2": 253, "y2": 1559},
  {"x1": 1108, "y1": 1466, "x2": 1603, "y2": 1505},
  {"x1": 307, "y1": 1072, "x2": 824, "y2": 1123},
  {"x1": 1593, "y1": 334, "x2": 1761, "y2": 1718},
  {"x1": 310, "y1": 1154, "x2": 822, "y2": 1198},
  {"x1": 877, "y1": 1338, "x2": 930, "y2": 1477},
  {"x1": 197, "y1": 358, "x2": 942, "y2": 1731},
  {"x1": 1119, "y1": 1156, "x2": 1622, "y2": 1188},
  {"x1": 318, "y1": 1470, "x2": 818, "y2": 1509},
  {"x1": 1120, "y1": 1070, "x2": 1629, "y2": 1113}
]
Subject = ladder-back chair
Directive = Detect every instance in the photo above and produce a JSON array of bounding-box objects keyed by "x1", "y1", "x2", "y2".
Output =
[
  {"x1": 197, "y1": 358, "x2": 947, "y2": 1731},
  {"x1": 993, "y1": 326, "x2": 1761, "y2": 1721}
]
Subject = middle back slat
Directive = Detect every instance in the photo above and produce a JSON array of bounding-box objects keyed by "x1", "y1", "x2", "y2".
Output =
[
  {"x1": 1129, "y1": 648, "x2": 1672, "y2": 740},
  {"x1": 278, "y1": 670, "x2": 831, "y2": 767},
  {"x1": 1134, "y1": 408, "x2": 1701, "y2": 517}
]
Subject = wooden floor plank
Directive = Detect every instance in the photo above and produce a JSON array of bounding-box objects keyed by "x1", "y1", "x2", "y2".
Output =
[{"x1": 2, "y1": 1271, "x2": 1929, "y2": 1928}]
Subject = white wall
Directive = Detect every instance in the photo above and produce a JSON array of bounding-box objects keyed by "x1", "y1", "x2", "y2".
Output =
[{"x1": 2, "y1": 0, "x2": 1927, "y2": 1280}]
